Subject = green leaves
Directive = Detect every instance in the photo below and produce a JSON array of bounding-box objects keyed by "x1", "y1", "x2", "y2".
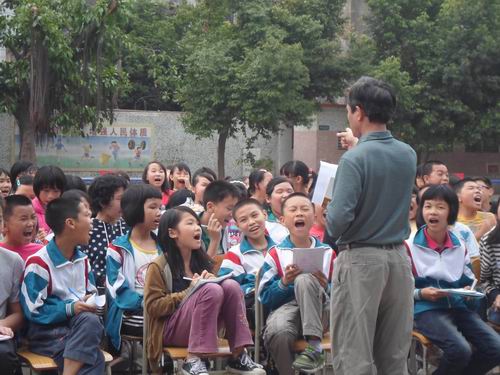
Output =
[{"x1": 357, "y1": 0, "x2": 500, "y2": 159}]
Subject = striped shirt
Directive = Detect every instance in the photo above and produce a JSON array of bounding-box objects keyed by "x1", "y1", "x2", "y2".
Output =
[{"x1": 479, "y1": 227, "x2": 500, "y2": 303}]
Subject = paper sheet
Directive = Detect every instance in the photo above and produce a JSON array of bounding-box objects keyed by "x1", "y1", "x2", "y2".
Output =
[
  {"x1": 440, "y1": 288, "x2": 485, "y2": 298},
  {"x1": 0, "y1": 334, "x2": 13, "y2": 342},
  {"x1": 292, "y1": 247, "x2": 327, "y2": 273},
  {"x1": 86, "y1": 294, "x2": 106, "y2": 308},
  {"x1": 311, "y1": 161, "x2": 338, "y2": 206}
]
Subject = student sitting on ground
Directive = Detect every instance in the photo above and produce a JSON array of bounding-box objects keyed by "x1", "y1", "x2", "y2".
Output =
[
  {"x1": 0, "y1": 197, "x2": 25, "y2": 375},
  {"x1": 20, "y1": 196, "x2": 104, "y2": 374},
  {"x1": 258, "y1": 193, "x2": 335, "y2": 375},
  {"x1": 218, "y1": 198, "x2": 275, "y2": 329},
  {"x1": 0, "y1": 195, "x2": 43, "y2": 261},
  {"x1": 264, "y1": 177, "x2": 294, "y2": 245},
  {"x1": 106, "y1": 184, "x2": 163, "y2": 351},
  {"x1": 142, "y1": 161, "x2": 172, "y2": 208},
  {"x1": 199, "y1": 180, "x2": 240, "y2": 257},
  {"x1": 170, "y1": 162, "x2": 192, "y2": 191},
  {"x1": 144, "y1": 206, "x2": 264, "y2": 375},
  {"x1": 409, "y1": 185, "x2": 500, "y2": 375}
]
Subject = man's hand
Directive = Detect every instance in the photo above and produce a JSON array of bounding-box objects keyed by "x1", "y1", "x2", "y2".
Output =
[
  {"x1": 74, "y1": 301, "x2": 97, "y2": 315},
  {"x1": 207, "y1": 213, "x2": 222, "y2": 242},
  {"x1": 0, "y1": 326, "x2": 14, "y2": 337},
  {"x1": 421, "y1": 287, "x2": 449, "y2": 302},
  {"x1": 312, "y1": 271, "x2": 328, "y2": 289},
  {"x1": 281, "y1": 264, "x2": 302, "y2": 286},
  {"x1": 337, "y1": 128, "x2": 358, "y2": 150}
]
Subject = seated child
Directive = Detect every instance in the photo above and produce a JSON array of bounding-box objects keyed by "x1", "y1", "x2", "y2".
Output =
[
  {"x1": 409, "y1": 185, "x2": 500, "y2": 374},
  {"x1": 83, "y1": 174, "x2": 128, "y2": 290},
  {"x1": 20, "y1": 196, "x2": 104, "y2": 374},
  {"x1": 258, "y1": 193, "x2": 335, "y2": 374},
  {"x1": 0, "y1": 195, "x2": 43, "y2": 260},
  {"x1": 0, "y1": 197, "x2": 24, "y2": 375},
  {"x1": 31, "y1": 165, "x2": 66, "y2": 235},
  {"x1": 455, "y1": 177, "x2": 496, "y2": 241},
  {"x1": 218, "y1": 199, "x2": 275, "y2": 328},
  {"x1": 199, "y1": 180, "x2": 239, "y2": 257},
  {"x1": 105, "y1": 184, "x2": 163, "y2": 351},
  {"x1": 142, "y1": 161, "x2": 172, "y2": 208},
  {"x1": 0, "y1": 168, "x2": 12, "y2": 198},
  {"x1": 144, "y1": 206, "x2": 264, "y2": 375},
  {"x1": 191, "y1": 169, "x2": 215, "y2": 211},
  {"x1": 15, "y1": 175, "x2": 36, "y2": 200},
  {"x1": 169, "y1": 162, "x2": 192, "y2": 191},
  {"x1": 264, "y1": 177, "x2": 294, "y2": 245},
  {"x1": 480, "y1": 209, "x2": 500, "y2": 325}
]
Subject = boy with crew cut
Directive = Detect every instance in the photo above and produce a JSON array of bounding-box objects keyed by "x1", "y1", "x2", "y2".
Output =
[
  {"x1": 20, "y1": 197, "x2": 104, "y2": 374},
  {"x1": 0, "y1": 197, "x2": 25, "y2": 375},
  {"x1": 0, "y1": 195, "x2": 43, "y2": 261},
  {"x1": 218, "y1": 199, "x2": 275, "y2": 328},
  {"x1": 455, "y1": 177, "x2": 496, "y2": 241},
  {"x1": 422, "y1": 160, "x2": 450, "y2": 186},
  {"x1": 199, "y1": 180, "x2": 240, "y2": 257},
  {"x1": 258, "y1": 193, "x2": 335, "y2": 375}
]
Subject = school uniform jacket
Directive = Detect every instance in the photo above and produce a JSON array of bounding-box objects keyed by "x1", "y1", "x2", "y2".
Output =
[
  {"x1": 218, "y1": 235, "x2": 275, "y2": 295},
  {"x1": 20, "y1": 239, "x2": 96, "y2": 325},
  {"x1": 407, "y1": 226, "x2": 475, "y2": 315},
  {"x1": 258, "y1": 235, "x2": 335, "y2": 311},
  {"x1": 105, "y1": 233, "x2": 162, "y2": 350}
]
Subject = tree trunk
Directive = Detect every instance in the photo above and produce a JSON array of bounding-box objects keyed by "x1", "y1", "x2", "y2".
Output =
[
  {"x1": 217, "y1": 127, "x2": 229, "y2": 179},
  {"x1": 16, "y1": 108, "x2": 37, "y2": 162}
]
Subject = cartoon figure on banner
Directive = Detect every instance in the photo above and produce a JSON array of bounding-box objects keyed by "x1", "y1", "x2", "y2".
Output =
[
  {"x1": 127, "y1": 139, "x2": 147, "y2": 166},
  {"x1": 81, "y1": 144, "x2": 94, "y2": 161},
  {"x1": 54, "y1": 136, "x2": 67, "y2": 162},
  {"x1": 109, "y1": 141, "x2": 120, "y2": 162}
]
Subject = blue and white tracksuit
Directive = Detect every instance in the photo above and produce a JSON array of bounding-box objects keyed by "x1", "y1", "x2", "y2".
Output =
[
  {"x1": 218, "y1": 235, "x2": 275, "y2": 296},
  {"x1": 105, "y1": 233, "x2": 162, "y2": 350}
]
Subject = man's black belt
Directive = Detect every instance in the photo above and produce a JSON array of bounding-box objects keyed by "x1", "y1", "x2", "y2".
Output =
[{"x1": 337, "y1": 242, "x2": 403, "y2": 252}]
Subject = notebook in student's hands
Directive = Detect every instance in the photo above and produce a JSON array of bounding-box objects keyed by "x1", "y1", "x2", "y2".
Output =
[{"x1": 179, "y1": 273, "x2": 233, "y2": 307}]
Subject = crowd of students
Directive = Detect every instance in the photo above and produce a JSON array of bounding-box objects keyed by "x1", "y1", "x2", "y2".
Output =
[{"x1": 0, "y1": 152, "x2": 499, "y2": 375}]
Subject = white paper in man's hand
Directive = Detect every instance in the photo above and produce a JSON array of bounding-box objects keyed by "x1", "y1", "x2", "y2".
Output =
[
  {"x1": 292, "y1": 247, "x2": 328, "y2": 273},
  {"x1": 311, "y1": 161, "x2": 338, "y2": 205}
]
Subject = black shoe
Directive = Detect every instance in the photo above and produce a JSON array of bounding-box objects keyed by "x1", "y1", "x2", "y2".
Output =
[
  {"x1": 181, "y1": 357, "x2": 209, "y2": 375},
  {"x1": 226, "y1": 351, "x2": 266, "y2": 374}
]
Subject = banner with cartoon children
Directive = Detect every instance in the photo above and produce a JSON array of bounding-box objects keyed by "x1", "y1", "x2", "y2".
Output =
[{"x1": 14, "y1": 123, "x2": 153, "y2": 171}]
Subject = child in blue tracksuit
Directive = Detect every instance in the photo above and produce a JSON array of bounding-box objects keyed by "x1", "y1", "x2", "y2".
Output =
[
  {"x1": 408, "y1": 185, "x2": 500, "y2": 375},
  {"x1": 21, "y1": 196, "x2": 104, "y2": 374},
  {"x1": 258, "y1": 193, "x2": 335, "y2": 375},
  {"x1": 218, "y1": 198, "x2": 275, "y2": 328},
  {"x1": 105, "y1": 184, "x2": 162, "y2": 351}
]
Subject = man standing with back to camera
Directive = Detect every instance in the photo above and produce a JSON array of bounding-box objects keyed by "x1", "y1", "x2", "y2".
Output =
[{"x1": 327, "y1": 77, "x2": 416, "y2": 374}]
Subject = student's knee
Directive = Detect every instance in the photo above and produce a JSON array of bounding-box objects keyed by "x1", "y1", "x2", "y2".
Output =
[
  {"x1": 264, "y1": 325, "x2": 296, "y2": 349},
  {"x1": 74, "y1": 312, "x2": 104, "y2": 336},
  {"x1": 0, "y1": 342, "x2": 20, "y2": 374},
  {"x1": 198, "y1": 282, "x2": 224, "y2": 302},
  {"x1": 294, "y1": 273, "x2": 320, "y2": 291},
  {"x1": 445, "y1": 340, "x2": 472, "y2": 365},
  {"x1": 220, "y1": 279, "x2": 243, "y2": 296}
]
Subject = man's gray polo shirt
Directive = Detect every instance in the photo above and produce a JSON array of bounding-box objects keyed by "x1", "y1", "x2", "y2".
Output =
[{"x1": 326, "y1": 130, "x2": 416, "y2": 245}]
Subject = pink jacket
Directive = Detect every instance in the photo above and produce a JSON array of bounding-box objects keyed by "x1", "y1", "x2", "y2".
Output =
[{"x1": 32, "y1": 197, "x2": 51, "y2": 234}]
